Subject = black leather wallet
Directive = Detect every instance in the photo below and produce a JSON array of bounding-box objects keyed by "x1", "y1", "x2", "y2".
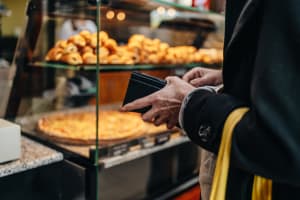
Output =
[{"x1": 123, "y1": 71, "x2": 166, "y2": 113}]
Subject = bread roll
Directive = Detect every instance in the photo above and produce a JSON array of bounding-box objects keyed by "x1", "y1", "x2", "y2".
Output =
[
  {"x1": 96, "y1": 47, "x2": 109, "y2": 57},
  {"x1": 148, "y1": 54, "x2": 159, "y2": 64},
  {"x1": 108, "y1": 54, "x2": 121, "y2": 64},
  {"x1": 129, "y1": 34, "x2": 145, "y2": 44},
  {"x1": 127, "y1": 41, "x2": 142, "y2": 53},
  {"x1": 45, "y1": 47, "x2": 64, "y2": 61},
  {"x1": 104, "y1": 38, "x2": 118, "y2": 53},
  {"x1": 64, "y1": 43, "x2": 78, "y2": 53},
  {"x1": 68, "y1": 35, "x2": 86, "y2": 47},
  {"x1": 81, "y1": 46, "x2": 94, "y2": 54},
  {"x1": 61, "y1": 52, "x2": 83, "y2": 65},
  {"x1": 55, "y1": 40, "x2": 68, "y2": 49},
  {"x1": 99, "y1": 31, "x2": 109, "y2": 42},
  {"x1": 79, "y1": 30, "x2": 92, "y2": 40},
  {"x1": 82, "y1": 52, "x2": 97, "y2": 64}
]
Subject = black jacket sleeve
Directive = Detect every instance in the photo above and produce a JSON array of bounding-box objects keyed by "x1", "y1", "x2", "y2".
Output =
[
  {"x1": 180, "y1": 89, "x2": 246, "y2": 154},
  {"x1": 182, "y1": 0, "x2": 300, "y2": 186}
]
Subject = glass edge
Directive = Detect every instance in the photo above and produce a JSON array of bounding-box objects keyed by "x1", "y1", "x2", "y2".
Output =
[{"x1": 30, "y1": 62, "x2": 222, "y2": 71}]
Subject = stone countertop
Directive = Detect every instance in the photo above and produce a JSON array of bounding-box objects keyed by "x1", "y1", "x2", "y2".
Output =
[{"x1": 0, "y1": 136, "x2": 63, "y2": 178}]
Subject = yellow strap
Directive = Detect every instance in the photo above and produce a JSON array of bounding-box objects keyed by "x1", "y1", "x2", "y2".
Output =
[
  {"x1": 252, "y1": 176, "x2": 272, "y2": 200},
  {"x1": 209, "y1": 107, "x2": 272, "y2": 200}
]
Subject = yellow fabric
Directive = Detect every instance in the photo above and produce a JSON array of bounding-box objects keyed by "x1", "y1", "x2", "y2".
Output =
[
  {"x1": 209, "y1": 108, "x2": 272, "y2": 200},
  {"x1": 252, "y1": 176, "x2": 272, "y2": 200}
]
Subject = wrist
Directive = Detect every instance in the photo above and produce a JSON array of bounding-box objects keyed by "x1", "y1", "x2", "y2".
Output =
[{"x1": 179, "y1": 85, "x2": 196, "y2": 101}]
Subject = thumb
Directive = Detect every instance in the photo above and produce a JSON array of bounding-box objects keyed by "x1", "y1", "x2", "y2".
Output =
[{"x1": 166, "y1": 76, "x2": 180, "y2": 84}]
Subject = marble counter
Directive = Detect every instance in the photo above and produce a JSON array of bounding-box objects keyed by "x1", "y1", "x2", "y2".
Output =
[{"x1": 0, "y1": 136, "x2": 63, "y2": 178}]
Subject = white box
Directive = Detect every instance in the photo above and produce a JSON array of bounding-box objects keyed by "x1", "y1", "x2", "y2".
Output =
[
  {"x1": 0, "y1": 67, "x2": 16, "y2": 118},
  {"x1": 0, "y1": 119, "x2": 21, "y2": 163}
]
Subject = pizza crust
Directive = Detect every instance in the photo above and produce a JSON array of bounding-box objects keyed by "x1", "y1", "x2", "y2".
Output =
[{"x1": 37, "y1": 111, "x2": 148, "y2": 145}]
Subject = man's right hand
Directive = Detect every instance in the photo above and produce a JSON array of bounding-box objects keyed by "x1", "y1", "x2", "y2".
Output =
[{"x1": 183, "y1": 67, "x2": 223, "y2": 87}]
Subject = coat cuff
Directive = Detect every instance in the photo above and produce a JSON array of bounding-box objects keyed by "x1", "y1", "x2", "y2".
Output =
[{"x1": 179, "y1": 88, "x2": 246, "y2": 153}]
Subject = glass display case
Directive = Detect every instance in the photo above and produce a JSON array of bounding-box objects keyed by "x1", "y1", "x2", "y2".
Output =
[{"x1": 6, "y1": 0, "x2": 224, "y2": 199}]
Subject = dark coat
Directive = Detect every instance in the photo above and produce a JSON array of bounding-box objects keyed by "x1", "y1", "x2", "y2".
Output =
[{"x1": 181, "y1": 0, "x2": 300, "y2": 199}]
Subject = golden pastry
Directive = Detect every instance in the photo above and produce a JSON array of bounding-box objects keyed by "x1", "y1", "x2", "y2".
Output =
[
  {"x1": 68, "y1": 35, "x2": 86, "y2": 47},
  {"x1": 99, "y1": 31, "x2": 109, "y2": 42},
  {"x1": 132, "y1": 53, "x2": 140, "y2": 64},
  {"x1": 64, "y1": 43, "x2": 78, "y2": 53},
  {"x1": 104, "y1": 38, "x2": 118, "y2": 53},
  {"x1": 128, "y1": 34, "x2": 145, "y2": 43},
  {"x1": 127, "y1": 41, "x2": 142, "y2": 53},
  {"x1": 45, "y1": 47, "x2": 64, "y2": 61},
  {"x1": 123, "y1": 58, "x2": 134, "y2": 65},
  {"x1": 61, "y1": 52, "x2": 83, "y2": 65},
  {"x1": 159, "y1": 43, "x2": 169, "y2": 52},
  {"x1": 108, "y1": 54, "x2": 121, "y2": 64},
  {"x1": 55, "y1": 40, "x2": 68, "y2": 49},
  {"x1": 79, "y1": 30, "x2": 92, "y2": 40},
  {"x1": 82, "y1": 52, "x2": 97, "y2": 64},
  {"x1": 148, "y1": 54, "x2": 159, "y2": 64},
  {"x1": 87, "y1": 36, "x2": 97, "y2": 48},
  {"x1": 81, "y1": 46, "x2": 94, "y2": 54},
  {"x1": 100, "y1": 57, "x2": 109, "y2": 64},
  {"x1": 96, "y1": 46, "x2": 109, "y2": 57}
]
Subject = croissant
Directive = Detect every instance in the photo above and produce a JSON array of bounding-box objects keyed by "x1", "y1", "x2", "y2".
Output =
[
  {"x1": 99, "y1": 31, "x2": 109, "y2": 42},
  {"x1": 81, "y1": 46, "x2": 94, "y2": 54},
  {"x1": 95, "y1": 47, "x2": 109, "y2": 57},
  {"x1": 68, "y1": 35, "x2": 86, "y2": 47},
  {"x1": 45, "y1": 47, "x2": 64, "y2": 61},
  {"x1": 128, "y1": 34, "x2": 145, "y2": 44},
  {"x1": 108, "y1": 54, "x2": 121, "y2": 64},
  {"x1": 104, "y1": 38, "x2": 118, "y2": 53},
  {"x1": 64, "y1": 43, "x2": 78, "y2": 53},
  {"x1": 82, "y1": 52, "x2": 97, "y2": 64},
  {"x1": 79, "y1": 30, "x2": 92, "y2": 40},
  {"x1": 61, "y1": 52, "x2": 83, "y2": 65},
  {"x1": 55, "y1": 40, "x2": 68, "y2": 49},
  {"x1": 89, "y1": 36, "x2": 97, "y2": 48}
]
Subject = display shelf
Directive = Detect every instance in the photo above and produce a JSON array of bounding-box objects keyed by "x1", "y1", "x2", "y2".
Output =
[
  {"x1": 16, "y1": 109, "x2": 189, "y2": 169},
  {"x1": 30, "y1": 61, "x2": 221, "y2": 72},
  {"x1": 38, "y1": 0, "x2": 223, "y2": 18},
  {"x1": 152, "y1": 0, "x2": 212, "y2": 13},
  {"x1": 98, "y1": 134, "x2": 190, "y2": 169}
]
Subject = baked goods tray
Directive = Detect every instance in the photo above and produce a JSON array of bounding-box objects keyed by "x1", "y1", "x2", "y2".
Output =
[{"x1": 15, "y1": 106, "x2": 182, "y2": 165}]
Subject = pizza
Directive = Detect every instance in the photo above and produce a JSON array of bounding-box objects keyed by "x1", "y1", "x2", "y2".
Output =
[{"x1": 37, "y1": 110, "x2": 149, "y2": 145}]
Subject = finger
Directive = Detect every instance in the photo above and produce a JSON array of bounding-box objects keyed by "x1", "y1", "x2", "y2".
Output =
[
  {"x1": 167, "y1": 122, "x2": 176, "y2": 129},
  {"x1": 182, "y1": 70, "x2": 196, "y2": 82},
  {"x1": 167, "y1": 117, "x2": 178, "y2": 129},
  {"x1": 182, "y1": 68, "x2": 200, "y2": 82},
  {"x1": 121, "y1": 96, "x2": 153, "y2": 111},
  {"x1": 142, "y1": 108, "x2": 160, "y2": 122},
  {"x1": 190, "y1": 77, "x2": 209, "y2": 87},
  {"x1": 154, "y1": 115, "x2": 168, "y2": 126},
  {"x1": 165, "y1": 76, "x2": 180, "y2": 84}
]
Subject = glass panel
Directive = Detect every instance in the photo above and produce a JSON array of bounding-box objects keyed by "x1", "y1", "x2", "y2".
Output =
[{"x1": 8, "y1": 0, "x2": 225, "y2": 199}]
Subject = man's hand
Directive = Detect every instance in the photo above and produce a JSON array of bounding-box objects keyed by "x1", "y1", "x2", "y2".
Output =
[
  {"x1": 121, "y1": 76, "x2": 195, "y2": 129},
  {"x1": 183, "y1": 67, "x2": 223, "y2": 87}
]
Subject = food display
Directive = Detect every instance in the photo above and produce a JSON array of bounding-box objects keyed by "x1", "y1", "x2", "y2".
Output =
[
  {"x1": 45, "y1": 31, "x2": 223, "y2": 65},
  {"x1": 37, "y1": 110, "x2": 168, "y2": 145}
]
